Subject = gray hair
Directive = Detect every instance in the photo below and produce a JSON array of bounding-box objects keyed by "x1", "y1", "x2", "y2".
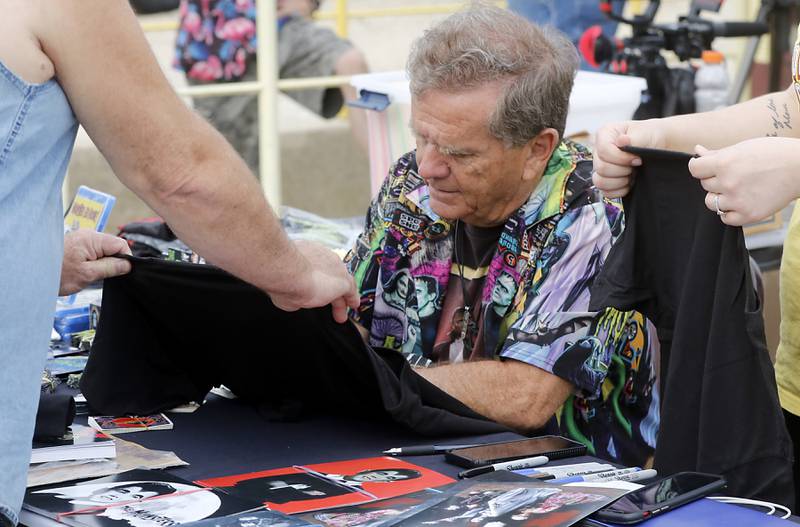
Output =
[{"x1": 406, "y1": 3, "x2": 578, "y2": 146}]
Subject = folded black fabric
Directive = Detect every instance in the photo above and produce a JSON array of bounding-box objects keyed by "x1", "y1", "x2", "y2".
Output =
[
  {"x1": 81, "y1": 257, "x2": 508, "y2": 438},
  {"x1": 589, "y1": 146, "x2": 794, "y2": 506},
  {"x1": 34, "y1": 393, "x2": 76, "y2": 440}
]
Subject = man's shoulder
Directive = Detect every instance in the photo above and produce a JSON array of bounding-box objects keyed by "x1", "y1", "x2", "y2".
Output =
[
  {"x1": 554, "y1": 141, "x2": 624, "y2": 239},
  {"x1": 560, "y1": 141, "x2": 624, "y2": 218},
  {"x1": 560, "y1": 140, "x2": 597, "y2": 209},
  {"x1": 562, "y1": 138, "x2": 593, "y2": 162},
  {"x1": 524, "y1": 140, "x2": 598, "y2": 223}
]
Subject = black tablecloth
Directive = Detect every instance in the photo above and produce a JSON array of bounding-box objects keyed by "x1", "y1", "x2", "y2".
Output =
[{"x1": 75, "y1": 393, "x2": 523, "y2": 482}]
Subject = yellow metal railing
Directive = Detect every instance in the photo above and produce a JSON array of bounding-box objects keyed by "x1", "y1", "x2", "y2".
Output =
[
  {"x1": 139, "y1": 2, "x2": 507, "y2": 36},
  {"x1": 143, "y1": 1, "x2": 506, "y2": 207},
  {"x1": 256, "y1": 0, "x2": 280, "y2": 206},
  {"x1": 176, "y1": 75, "x2": 352, "y2": 98},
  {"x1": 318, "y1": 1, "x2": 507, "y2": 37}
]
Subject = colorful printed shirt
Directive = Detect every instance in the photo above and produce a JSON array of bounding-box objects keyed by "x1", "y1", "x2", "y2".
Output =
[
  {"x1": 345, "y1": 141, "x2": 661, "y2": 468},
  {"x1": 174, "y1": 0, "x2": 257, "y2": 82}
]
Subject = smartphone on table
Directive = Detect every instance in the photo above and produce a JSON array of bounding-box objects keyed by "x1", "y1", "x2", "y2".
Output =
[
  {"x1": 590, "y1": 471, "x2": 727, "y2": 525},
  {"x1": 444, "y1": 435, "x2": 587, "y2": 468}
]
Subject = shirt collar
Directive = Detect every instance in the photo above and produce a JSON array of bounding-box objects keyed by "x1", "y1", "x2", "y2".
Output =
[
  {"x1": 399, "y1": 153, "x2": 443, "y2": 222},
  {"x1": 520, "y1": 141, "x2": 577, "y2": 225}
]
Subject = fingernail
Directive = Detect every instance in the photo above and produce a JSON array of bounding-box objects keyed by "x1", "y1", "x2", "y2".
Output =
[{"x1": 631, "y1": 158, "x2": 642, "y2": 167}]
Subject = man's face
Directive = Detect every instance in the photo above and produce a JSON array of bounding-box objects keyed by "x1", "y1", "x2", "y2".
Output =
[
  {"x1": 491, "y1": 273, "x2": 516, "y2": 307},
  {"x1": 349, "y1": 470, "x2": 411, "y2": 483},
  {"x1": 411, "y1": 84, "x2": 545, "y2": 227},
  {"x1": 91, "y1": 486, "x2": 157, "y2": 503},
  {"x1": 396, "y1": 273, "x2": 410, "y2": 299},
  {"x1": 414, "y1": 279, "x2": 436, "y2": 309}
]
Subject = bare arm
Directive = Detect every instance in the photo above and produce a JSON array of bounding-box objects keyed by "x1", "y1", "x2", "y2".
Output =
[
  {"x1": 645, "y1": 85, "x2": 800, "y2": 152},
  {"x1": 350, "y1": 251, "x2": 570, "y2": 433},
  {"x1": 415, "y1": 360, "x2": 573, "y2": 433},
  {"x1": 594, "y1": 85, "x2": 800, "y2": 201},
  {"x1": 32, "y1": 0, "x2": 357, "y2": 317}
]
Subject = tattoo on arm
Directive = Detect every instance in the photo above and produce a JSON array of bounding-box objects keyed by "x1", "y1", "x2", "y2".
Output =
[{"x1": 766, "y1": 97, "x2": 792, "y2": 137}]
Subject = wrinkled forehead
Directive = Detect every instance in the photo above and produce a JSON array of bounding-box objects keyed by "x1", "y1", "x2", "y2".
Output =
[
  {"x1": 412, "y1": 82, "x2": 505, "y2": 113},
  {"x1": 410, "y1": 85, "x2": 505, "y2": 143}
]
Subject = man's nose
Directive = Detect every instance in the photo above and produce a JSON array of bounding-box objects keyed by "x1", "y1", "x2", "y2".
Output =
[{"x1": 418, "y1": 145, "x2": 449, "y2": 180}]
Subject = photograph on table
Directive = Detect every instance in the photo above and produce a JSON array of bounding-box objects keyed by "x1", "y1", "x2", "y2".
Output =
[
  {"x1": 398, "y1": 480, "x2": 624, "y2": 527},
  {"x1": 179, "y1": 508, "x2": 317, "y2": 527},
  {"x1": 196, "y1": 457, "x2": 454, "y2": 514},
  {"x1": 296, "y1": 472, "x2": 626, "y2": 527},
  {"x1": 88, "y1": 414, "x2": 174, "y2": 434},
  {"x1": 296, "y1": 489, "x2": 449, "y2": 527},
  {"x1": 22, "y1": 469, "x2": 261, "y2": 527}
]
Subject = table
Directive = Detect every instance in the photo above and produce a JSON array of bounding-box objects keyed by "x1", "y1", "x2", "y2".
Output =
[
  {"x1": 87, "y1": 394, "x2": 523, "y2": 482},
  {"x1": 84, "y1": 393, "x2": 629, "y2": 527},
  {"x1": 67, "y1": 392, "x2": 799, "y2": 524}
]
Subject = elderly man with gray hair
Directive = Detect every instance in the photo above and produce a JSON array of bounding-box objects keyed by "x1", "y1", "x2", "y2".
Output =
[{"x1": 346, "y1": 5, "x2": 659, "y2": 469}]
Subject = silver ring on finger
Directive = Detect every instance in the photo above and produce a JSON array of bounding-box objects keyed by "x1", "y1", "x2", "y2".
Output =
[{"x1": 714, "y1": 193, "x2": 726, "y2": 217}]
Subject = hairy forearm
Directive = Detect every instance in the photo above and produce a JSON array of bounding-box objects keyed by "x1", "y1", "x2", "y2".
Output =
[
  {"x1": 39, "y1": 0, "x2": 309, "y2": 298},
  {"x1": 415, "y1": 360, "x2": 573, "y2": 433},
  {"x1": 130, "y1": 115, "x2": 308, "y2": 296},
  {"x1": 645, "y1": 86, "x2": 800, "y2": 153}
]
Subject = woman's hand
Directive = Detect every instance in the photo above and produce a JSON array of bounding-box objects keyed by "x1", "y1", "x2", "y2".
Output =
[{"x1": 689, "y1": 138, "x2": 800, "y2": 226}]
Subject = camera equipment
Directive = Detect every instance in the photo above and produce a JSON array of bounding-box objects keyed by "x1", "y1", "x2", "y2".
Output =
[{"x1": 579, "y1": 0, "x2": 768, "y2": 118}]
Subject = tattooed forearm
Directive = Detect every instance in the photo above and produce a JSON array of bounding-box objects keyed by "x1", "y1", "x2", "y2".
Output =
[{"x1": 766, "y1": 97, "x2": 792, "y2": 137}]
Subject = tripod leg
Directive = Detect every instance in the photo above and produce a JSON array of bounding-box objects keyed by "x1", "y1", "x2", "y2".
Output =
[
  {"x1": 770, "y1": 4, "x2": 789, "y2": 91},
  {"x1": 728, "y1": 2, "x2": 771, "y2": 105}
]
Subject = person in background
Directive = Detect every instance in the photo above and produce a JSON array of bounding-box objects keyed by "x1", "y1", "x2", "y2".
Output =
[
  {"x1": 507, "y1": 0, "x2": 625, "y2": 70},
  {"x1": 0, "y1": 1, "x2": 357, "y2": 526},
  {"x1": 592, "y1": 28, "x2": 800, "y2": 506},
  {"x1": 174, "y1": 0, "x2": 370, "y2": 174}
]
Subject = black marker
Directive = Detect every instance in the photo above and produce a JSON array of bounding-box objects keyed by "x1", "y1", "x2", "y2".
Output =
[
  {"x1": 458, "y1": 455, "x2": 550, "y2": 479},
  {"x1": 383, "y1": 443, "x2": 485, "y2": 456}
]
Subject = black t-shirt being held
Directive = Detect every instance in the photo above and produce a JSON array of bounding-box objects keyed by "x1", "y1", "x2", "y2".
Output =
[{"x1": 590, "y1": 146, "x2": 794, "y2": 506}]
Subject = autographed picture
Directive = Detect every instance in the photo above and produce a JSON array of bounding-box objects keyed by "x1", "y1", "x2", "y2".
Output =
[
  {"x1": 24, "y1": 469, "x2": 259, "y2": 527},
  {"x1": 197, "y1": 457, "x2": 454, "y2": 514}
]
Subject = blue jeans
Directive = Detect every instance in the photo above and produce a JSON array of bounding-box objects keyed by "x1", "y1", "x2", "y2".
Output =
[{"x1": 508, "y1": 0, "x2": 624, "y2": 70}]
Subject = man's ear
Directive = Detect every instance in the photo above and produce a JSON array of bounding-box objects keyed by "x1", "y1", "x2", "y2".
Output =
[{"x1": 522, "y1": 128, "x2": 560, "y2": 182}]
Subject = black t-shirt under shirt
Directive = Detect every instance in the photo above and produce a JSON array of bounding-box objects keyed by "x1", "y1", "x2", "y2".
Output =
[{"x1": 432, "y1": 221, "x2": 503, "y2": 363}]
